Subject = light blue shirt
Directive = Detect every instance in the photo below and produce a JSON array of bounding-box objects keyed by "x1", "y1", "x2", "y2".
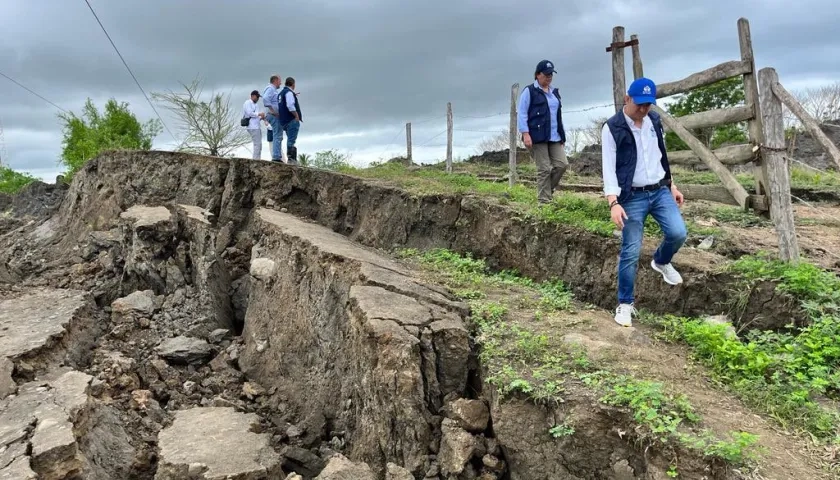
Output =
[
  {"x1": 262, "y1": 84, "x2": 279, "y2": 113},
  {"x1": 517, "y1": 80, "x2": 561, "y2": 142}
]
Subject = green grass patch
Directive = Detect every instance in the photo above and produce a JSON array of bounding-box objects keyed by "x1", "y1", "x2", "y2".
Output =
[
  {"x1": 395, "y1": 247, "x2": 574, "y2": 312},
  {"x1": 728, "y1": 253, "x2": 840, "y2": 317},
  {"x1": 670, "y1": 167, "x2": 756, "y2": 190},
  {"x1": 347, "y1": 162, "x2": 719, "y2": 239},
  {"x1": 790, "y1": 166, "x2": 840, "y2": 190},
  {"x1": 709, "y1": 206, "x2": 771, "y2": 228},
  {"x1": 399, "y1": 247, "x2": 762, "y2": 468},
  {"x1": 0, "y1": 166, "x2": 38, "y2": 194},
  {"x1": 670, "y1": 165, "x2": 840, "y2": 192},
  {"x1": 641, "y1": 254, "x2": 840, "y2": 443},
  {"x1": 641, "y1": 313, "x2": 840, "y2": 443}
]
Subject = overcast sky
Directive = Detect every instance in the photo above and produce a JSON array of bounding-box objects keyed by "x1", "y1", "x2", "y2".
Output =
[{"x1": 1, "y1": 0, "x2": 837, "y2": 180}]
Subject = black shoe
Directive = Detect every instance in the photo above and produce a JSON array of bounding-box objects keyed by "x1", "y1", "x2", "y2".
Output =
[{"x1": 287, "y1": 146, "x2": 298, "y2": 165}]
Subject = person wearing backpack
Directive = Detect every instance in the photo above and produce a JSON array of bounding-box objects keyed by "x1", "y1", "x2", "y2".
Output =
[
  {"x1": 517, "y1": 60, "x2": 568, "y2": 204},
  {"x1": 601, "y1": 77, "x2": 687, "y2": 327},
  {"x1": 277, "y1": 77, "x2": 302, "y2": 165}
]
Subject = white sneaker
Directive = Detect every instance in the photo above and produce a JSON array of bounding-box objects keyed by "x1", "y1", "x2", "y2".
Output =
[
  {"x1": 651, "y1": 260, "x2": 683, "y2": 285},
  {"x1": 614, "y1": 303, "x2": 636, "y2": 327}
]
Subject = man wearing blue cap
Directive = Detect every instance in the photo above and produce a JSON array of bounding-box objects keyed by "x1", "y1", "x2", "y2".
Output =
[
  {"x1": 518, "y1": 59, "x2": 568, "y2": 204},
  {"x1": 601, "y1": 77, "x2": 687, "y2": 327}
]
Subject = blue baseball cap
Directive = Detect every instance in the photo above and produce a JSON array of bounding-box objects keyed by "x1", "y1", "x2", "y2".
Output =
[
  {"x1": 536, "y1": 60, "x2": 557, "y2": 75},
  {"x1": 628, "y1": 77, "x2": 656, "y2": 104}
]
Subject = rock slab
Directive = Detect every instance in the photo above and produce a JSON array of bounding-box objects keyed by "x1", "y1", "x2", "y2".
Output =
[
  {"x1": 0, "y1": 288, "x2": 93, "y2": 365},
  {"x1": 0, "y1": 369, "x2": 92, "y2": 480},
  {"x1": 155, "y1": 407, "x2": 280, "y2": 480}
]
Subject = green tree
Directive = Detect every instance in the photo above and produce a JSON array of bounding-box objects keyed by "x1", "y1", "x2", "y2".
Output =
[
  {"x1": 665, "y1": 77, "x2": 746, "y2": 151},
  {"x1": 58, "y1": 98, "x2": 162, "y2": 178},
  {"x1": 0, "y1": 166, "x2": 38, "y2": 194}
]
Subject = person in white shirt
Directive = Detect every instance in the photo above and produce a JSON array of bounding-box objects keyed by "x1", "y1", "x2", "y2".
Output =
[
  {"x1": 243, "y1": 90, "x2": 266, "y2": 160},
  {"x1": 601, "y1": 77, "x2": 687, "y2": 327}
]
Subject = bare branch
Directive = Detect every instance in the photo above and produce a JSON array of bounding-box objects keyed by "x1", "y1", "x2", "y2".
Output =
[{"x1": 151, "y1": 76, "x2": 250, "y2": 157}]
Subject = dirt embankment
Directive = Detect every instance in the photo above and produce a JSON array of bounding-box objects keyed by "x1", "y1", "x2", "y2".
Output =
[
  {"x1": 0, "y1": 151, "x2": 819, "y2": 479},
  {"x1": 29, "y1": 151, "x2": 802, "y2": 332}
]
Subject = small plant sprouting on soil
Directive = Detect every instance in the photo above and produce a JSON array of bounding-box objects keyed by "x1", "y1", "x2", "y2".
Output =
[
  {"x1": 641, "y1": 254, "x2": 840, "y2": 444},
  {"x1": 549, "y1": 422, "x2": 575, "y2": 438},
  {"x1": 398, "y1": 247, "x2": 764, "y2": 467}
]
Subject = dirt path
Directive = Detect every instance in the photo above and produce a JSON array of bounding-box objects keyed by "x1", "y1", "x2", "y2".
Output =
[{"x1": 558, "y1": 309, "x2": 830, "y2": 479}]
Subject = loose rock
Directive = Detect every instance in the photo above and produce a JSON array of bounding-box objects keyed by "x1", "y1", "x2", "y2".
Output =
[
  {"x1": 445, "y1": 398, "x2": 490, "y2": 433},
  {"x1": 0, "y1": 357, "x2": 14, "y2": 399},
  {"x1": 438, "y1": 418, "x2": 477, "y2": 477},
  {"x1": 314, "y1": 453, "x2": 376, "y2": 480},
  {"x1": 157, "y1": 336, "x2": 214, "y2": 365}
]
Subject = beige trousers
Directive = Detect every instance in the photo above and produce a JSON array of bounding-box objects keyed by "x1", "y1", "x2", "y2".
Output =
[{"x1": 531, "y1": 142, "x2": 568, "y2": 203}]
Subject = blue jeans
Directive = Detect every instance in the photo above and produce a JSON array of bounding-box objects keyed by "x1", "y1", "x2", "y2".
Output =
[
  {"x1": 282, "y1": 119, "x2": 300, "y2": 148},
  {"x1": 617, "y1": 186, "x2": 687, "y2": 304},
  {"x1": 266, "y1": 113, "x2": 283, "y2": 160}
]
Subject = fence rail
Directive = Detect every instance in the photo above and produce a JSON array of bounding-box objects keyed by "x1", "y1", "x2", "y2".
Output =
[{"x1": 656, "y1": 60, "x2": 752, "y2": 99}]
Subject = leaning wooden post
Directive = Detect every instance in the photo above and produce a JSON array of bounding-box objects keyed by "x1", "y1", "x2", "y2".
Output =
[
  {"x1": 405, "y1": 122, "x2": 412, "y2": 162},
  {"x1": 758, "y1": 67, "x2": 800, "y2": 263},
  {"x1": 630, "y1": 34, "x2": 643, "y2": 79},
  {"x1": 772, "y1": 81, "x2": 840, "y2": 171},
  {"x1": 446, "y1": 102, "x2": 453, "y2": 173},
  {"x1": 654, "y1": 105, "x2": 751, "y2": 209},
  {"x1": 738, "y1": 17, "x2": 769, "y2": 199},
  {"x1": 610, "y1": 26, "x2": 626, "y2": 113},
  {"x1": 509, "y1": 83, "x2": 519, "y2": 187}
]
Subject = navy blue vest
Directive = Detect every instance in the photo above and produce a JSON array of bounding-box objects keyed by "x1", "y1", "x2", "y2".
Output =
[
  {"x1": 278, "y1": 87, "x2": 302, "y2": 124},
  {"x1": 526, "y1": 84, "x2": 566, "y2": 144},
  {"x1": 605, "y1": 109, "x2": 671, "y2": 204}
]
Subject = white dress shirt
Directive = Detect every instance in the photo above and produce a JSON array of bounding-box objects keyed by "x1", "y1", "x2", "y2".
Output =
[
  {"x1": 283, "y1": 90, "x2": 296, "y2": 113},
  {"x1": 242, "y1": 99, "x2": 262, "y2": 130},
  {"x1": 601, "y1": 111, "x2": 665, "y2": 197}
]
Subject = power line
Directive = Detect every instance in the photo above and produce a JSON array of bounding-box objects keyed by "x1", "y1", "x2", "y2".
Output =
[
  {"x1": 418, "y1": 129, "x2": 447, "y2": 147},
  {"x1": 82, "y1": 0, "x2": 175, "y2": 140},
  {"x1": 0, "y1": 119, "x2": 7, "y2": 166},
  {"x1": 0, "y1": 71, "x2": 67, "y2": 113}
]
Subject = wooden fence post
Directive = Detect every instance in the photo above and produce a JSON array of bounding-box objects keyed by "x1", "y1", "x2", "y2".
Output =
[
  {"x1": 738, "y1": 17, "x2": 769, "y2": 199},
  {"x1": 758, "y1": 67, "x2": 800, "y2": 263},
  {"x1": 611, "y1": 26, "x2": 626, "y2": 113},
  {"x1": 406, "y1": 122, "x2": 412, "y2": 162},
  {"x1": 446, "y1": 102, "x2": 453, "y2": 173},
  {"x1": 509, "y1": 83, "x2": 519, "y2": 187},
  {"x1": 630, "y1": 34, "x2": 643, "y2": 79}
]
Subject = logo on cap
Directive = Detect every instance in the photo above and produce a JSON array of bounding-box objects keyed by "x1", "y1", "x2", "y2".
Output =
[
  {"x1": 546, "y1": 62, "x2": 552, "y2": 68},
  {"x1": 643, "y1": 85, "x2": 651, "y2": 95}
]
